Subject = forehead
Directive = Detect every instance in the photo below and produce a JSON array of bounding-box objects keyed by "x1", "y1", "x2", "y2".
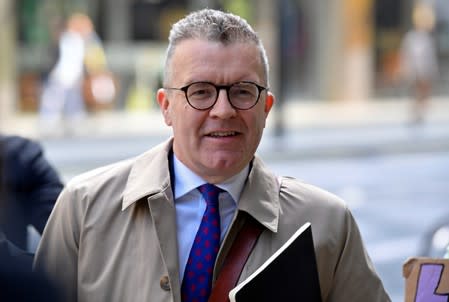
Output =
[{"x1": 169, "y1": 39, "x2": 264, "y2": 84}]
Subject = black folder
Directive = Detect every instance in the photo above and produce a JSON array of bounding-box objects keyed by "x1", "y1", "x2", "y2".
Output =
[{"x1": 228, "y1": 222, "x2": 322, "y2": 302}]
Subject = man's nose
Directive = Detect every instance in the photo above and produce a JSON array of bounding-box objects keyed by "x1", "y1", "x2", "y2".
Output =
[{"x1": 209, "y1": 89, "x2": 237, "y2": 118}]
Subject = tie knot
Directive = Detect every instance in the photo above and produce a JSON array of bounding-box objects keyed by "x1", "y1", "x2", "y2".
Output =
[{"x1": 198, "y1": 183, "x2": 222, "y2": 206}]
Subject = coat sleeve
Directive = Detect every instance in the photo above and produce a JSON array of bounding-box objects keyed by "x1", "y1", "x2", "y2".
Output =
[
  {"x1": 326, "y1": 206, "x2": 391, "y2": 302},
  {"x1": 278, "y1": 178, "x2": 391, "y2": 302},
  {"x1": 33, "y1": 183, "x2": 83, "y2": 302}
]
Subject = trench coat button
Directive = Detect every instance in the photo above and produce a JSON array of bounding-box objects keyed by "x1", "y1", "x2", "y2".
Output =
[{"x1": 160, "y1": 276, "x2": 170, "y2": 291}]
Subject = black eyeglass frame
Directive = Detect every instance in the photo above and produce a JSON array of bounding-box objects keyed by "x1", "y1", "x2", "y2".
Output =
[{"x1": 164, "y1": 81, "x2": 269, "y2": 110}]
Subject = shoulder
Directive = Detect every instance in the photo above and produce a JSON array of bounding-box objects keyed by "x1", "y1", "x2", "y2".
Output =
[
  {"x1": 48, "y1": 158, "x2": 136, "y2": 229},
  {"x1": 276, "y1": 176, "x2": 359, "y2": 258},
  {"x1": 276, "y1": 175, "x2": 353, "y2": 239},
  {"x1": 0, "y1": 136, "x2": 46, "y2": 173},
  {"x1": 64, "y1": 157, "x2": 135, "y2": 199},
  {"x1": 279, "y1": 176, "x2": 347, "y2": 211},
  {"x1": 66, "y1": 141, "x2": 168, "y2": 194},
  {"x1": 51, "y1": 139, "x2": 171, "y2": 222},
  {"x1": 51, "y1": 142, "x2": 170, "y2": 232},
  {"x1": 248, "y1": 157, "x2": 349, "y2": 222},
  {"x1": 1, "y1": 135, "x2": 42, "y2": 158},
  {"x1": 60, "y1": 141, "x2": 167, "y2": 206}
]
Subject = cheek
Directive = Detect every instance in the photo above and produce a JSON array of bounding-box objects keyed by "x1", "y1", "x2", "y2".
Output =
[
  {"x1": 249, "y1": 110, "x2": 268, "y2": 131},
  {"x1": 172, "y1": 108, "x2": 204, "y2": 135},
  {"x1": 169, "y1": 103, "x2": 187, "y2": 127},
  {"x1": 250, "y1": 115, "x2": 269, "y2": 145}
]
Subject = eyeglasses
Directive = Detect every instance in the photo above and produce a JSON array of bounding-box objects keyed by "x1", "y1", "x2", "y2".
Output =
[{"x1": 164, "y1": 81, "x2": 268, "y2": 110}]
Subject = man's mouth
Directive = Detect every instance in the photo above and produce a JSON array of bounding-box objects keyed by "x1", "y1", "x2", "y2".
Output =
[{"x1": 207, "y1": 131, "x2": 238, "y2": 137}]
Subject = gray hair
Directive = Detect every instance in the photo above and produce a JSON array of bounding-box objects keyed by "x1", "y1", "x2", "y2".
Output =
[{"x1": 163, "y1": 9, "x2": 269, "y2": 86}]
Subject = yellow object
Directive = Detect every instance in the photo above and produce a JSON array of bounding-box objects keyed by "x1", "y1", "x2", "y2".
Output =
[{"x1": 125, "y1": 85, "x2": 153, "y2": 112}]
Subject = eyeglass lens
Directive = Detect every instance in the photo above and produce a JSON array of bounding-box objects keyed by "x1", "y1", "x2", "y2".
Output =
[{"x1": 186, "y1": 82, "x2": 260, "y2": 109}]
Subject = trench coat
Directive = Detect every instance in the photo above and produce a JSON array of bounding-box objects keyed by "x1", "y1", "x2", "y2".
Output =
[{"x1": 34, "y1": 139, "x2": 391, "y2": 302}]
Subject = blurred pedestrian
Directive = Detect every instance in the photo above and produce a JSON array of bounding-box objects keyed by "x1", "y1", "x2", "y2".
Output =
[
  {"x1": 400, "y1": 2, "x2": 438, "y2": 125},
  {"x1": 39, "y1": 13, "x2": 112, "y2": 137},
  {"x1": 0, "y1": 138, "x2": 62, "y2": 302},
  {"x1": 35, "y1": 9, "x2": 391, "y2": 302},
  {"x1": 0, "y1": 134, "x2": 63, "y2": 251}
]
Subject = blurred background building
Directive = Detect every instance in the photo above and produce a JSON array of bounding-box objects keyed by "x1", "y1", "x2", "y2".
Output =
[{"x1": 1, "y1": 0, "x2": 449, "y2": 128}]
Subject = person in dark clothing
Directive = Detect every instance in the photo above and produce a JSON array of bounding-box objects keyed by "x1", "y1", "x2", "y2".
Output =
[
  {"x1": 0, "y1": 231, "x2": 61, "y2": 301},
  {"x1": 0, "y1": 135, "x2": 63, "y2": 250},
  {"x1": 0, "y1": 138, "x2": 62, "y2": 302}
]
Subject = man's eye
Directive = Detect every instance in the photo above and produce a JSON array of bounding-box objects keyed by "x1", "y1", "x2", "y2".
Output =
[
  {"x1": 191, "y1": 89, "x2": 208, "y2": 96},
  {"x1": 232, "y1": 86, "x2": 256, "y2": 98},
  {"x1": 237, "y1": 89, "x2": 252, "y2": 95},
  {"x1": 188, "y1": 85, "x2": 215, "y2": 99}
]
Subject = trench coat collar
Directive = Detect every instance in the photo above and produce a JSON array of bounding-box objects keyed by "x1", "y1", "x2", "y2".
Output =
[
  {"x1": 122, "y1": 139, "x2": 173, "y2": 210},
  {"x1": 122, "y1": 138, "x2": 280, "y2": 233}
]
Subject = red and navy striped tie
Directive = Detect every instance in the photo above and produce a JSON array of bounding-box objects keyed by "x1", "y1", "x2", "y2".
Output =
[{"x1": 181, "y1": 184, "x2": 222, "y2": 302}]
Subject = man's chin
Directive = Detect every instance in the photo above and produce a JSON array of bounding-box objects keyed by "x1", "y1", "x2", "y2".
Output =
[{"x1": 201, "y1": 158, "x2": 244, "y2": 180}]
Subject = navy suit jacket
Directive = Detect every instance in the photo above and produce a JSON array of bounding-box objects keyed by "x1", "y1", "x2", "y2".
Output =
[
  {"x1": 0, "y1": 231, "x2": 61, "y2": 301},
  {"x1": 0, "y1": 135, "x2": 63, "y2": 250}
]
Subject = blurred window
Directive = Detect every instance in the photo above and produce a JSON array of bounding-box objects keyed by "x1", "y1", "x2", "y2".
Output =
[
  {"x1": 375, "y1": 0, "x2": 402, "y2": 29},
  {"x1": 131, "y1": 0, "x2": 187, "y2": 41}
]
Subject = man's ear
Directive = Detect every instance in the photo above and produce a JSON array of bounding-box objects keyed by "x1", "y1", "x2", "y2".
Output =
[
  {"x1": 157, "y1": 88, "x2": 172, "y2": 126},
  {"x1": 264, "y1": 92, "x2": 275, "y2": 114}
]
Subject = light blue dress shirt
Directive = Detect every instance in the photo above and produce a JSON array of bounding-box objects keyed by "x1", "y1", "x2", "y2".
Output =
[{"x1": 172, "y1": 155, "x2": 249, "y2": 281}]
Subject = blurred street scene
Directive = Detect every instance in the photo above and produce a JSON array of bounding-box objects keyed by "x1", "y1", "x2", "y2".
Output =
[{"x1": 1, "y1": 0, "x2": 449, "y2": 301}]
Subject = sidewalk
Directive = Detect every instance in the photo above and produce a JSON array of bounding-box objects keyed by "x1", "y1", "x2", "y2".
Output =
[
  {"x1": 4, "y1": 97, "x2": 449, "y2": 159},
  {"x1": 259, "y1": 97, "x2": 449, "y2": 160}
]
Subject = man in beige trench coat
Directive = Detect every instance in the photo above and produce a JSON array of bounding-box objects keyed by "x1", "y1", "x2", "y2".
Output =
[{"x1": 34, "y1": 9, "x2": 391, "y2": 302}]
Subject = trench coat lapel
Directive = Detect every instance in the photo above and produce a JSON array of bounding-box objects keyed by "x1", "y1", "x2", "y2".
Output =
[
  {"x1": 214, "y1": 156, "x2": 280, "y2": 280},
  {"x1": 238, "y1": 156, "x2": 280, "y2": 232},
  {"x1": 122, "y1": 139, "x2": 182, "y2": 300},
  {"x1": 148, "y1": 190, "x2": 181, "y2": 301}
]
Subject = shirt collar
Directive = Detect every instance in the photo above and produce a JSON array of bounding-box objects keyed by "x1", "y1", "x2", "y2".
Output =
[{"x1": 172, "y1": 154, "x2": 249, "y2": 204}]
